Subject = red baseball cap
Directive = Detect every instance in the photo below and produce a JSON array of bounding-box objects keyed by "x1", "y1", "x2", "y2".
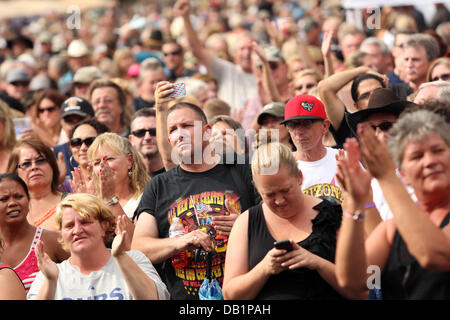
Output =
[{"x1": 280, "y1": 95, "x2": 327, "y2": 124}]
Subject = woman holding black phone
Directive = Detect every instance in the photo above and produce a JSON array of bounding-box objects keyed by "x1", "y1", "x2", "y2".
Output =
[{"x1": 223, "y1": 142, "x2": 348, "y2": 300}]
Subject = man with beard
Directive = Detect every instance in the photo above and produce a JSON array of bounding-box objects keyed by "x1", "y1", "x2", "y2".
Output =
[
  {"x1": 129, "y1": 108, "x2": 165, "y2": 177},
  {"x1": 402, "y1": 34, "x2": 440, "y2": 93},
  {"x1": 281, "y1": 95, "x2": 343, "y2": 204},
  {"x1": 89, "y1": 79, "x2": 128, "y2": 136}
]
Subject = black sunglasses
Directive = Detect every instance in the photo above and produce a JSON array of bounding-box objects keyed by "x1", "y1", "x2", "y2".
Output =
[
  {"x1": 131, "y1": 128, "x2": 157, "y2": 138},
  {"x1": 163, "y1": 49, "x2": 182, "y2": 57},
  {"x1": 70, "y1": 136, "x2": 96, "y2": 148},
  {"x1": 371, "y1": 121, "x2": 393, "y2": 132},
  {"x1": 38, "y1": 106, "x2": 58, "y2": 114}
]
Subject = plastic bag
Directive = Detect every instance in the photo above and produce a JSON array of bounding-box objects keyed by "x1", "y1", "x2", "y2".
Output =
[{"x1": 198, "y1": 251, "x2": 223, "y2": 300}]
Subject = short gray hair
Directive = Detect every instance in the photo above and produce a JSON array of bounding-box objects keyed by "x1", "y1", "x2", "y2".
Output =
[
  {"x1": 360, "y1": 37, "x2": 390, "y2": 55},
  {"x1": 418, "y1": 80, "x2": 450, "y2": 101},
  {"x1": 387, "y1": 110, "x2": 450, "y2": 168},
  {"x1": 403, "y1": 34, "x2": 440, "y2": 62}
]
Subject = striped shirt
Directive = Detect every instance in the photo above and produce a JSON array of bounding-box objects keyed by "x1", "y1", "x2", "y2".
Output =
[{"x1": 13, "y1": 227, "x2": 43, "y2": 292}]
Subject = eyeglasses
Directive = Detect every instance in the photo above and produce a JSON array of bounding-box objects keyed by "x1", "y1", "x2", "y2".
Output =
[
  {"x1": 38, "y1": 106, "x2": 58, "y2": 114},
  {"x1": 295, "y1": 83, "x2": 316, "y2": 92},
  {"x1": 11, "y1": 81, "x2": 29, "y2": 87},
  {"x1": 131, "y1": 128, "x2": 157, "y2": 138},
  {"x1": 70, "y1": 136, "x2": 96, "y2": 148},
  {"x1": 163, "y1": 49, "x2": 182, "y2": 57},
  {"x1": 431, "y1": 73, "x2": 450, "y2": 82},
  {"x1": 16, "y1": 157, "x2": 48, "y2": 170},
  {"x1": 370, "y1": 121, "x2": 393, "y2": 132},
  {"x1": 285, "y1": 119, "x2": 321, "y2": 130}
]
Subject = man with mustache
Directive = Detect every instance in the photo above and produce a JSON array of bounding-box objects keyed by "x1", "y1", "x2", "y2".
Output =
[
  {"x1": 89, "y1": 79, "x2": 129, "y2": 136},
  {"x1": 403, "y1": 34, "x2": 440, "y2": 93}
]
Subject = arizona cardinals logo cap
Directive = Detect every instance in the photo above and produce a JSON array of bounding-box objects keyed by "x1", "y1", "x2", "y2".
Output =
[{"x1": 280, "y1": 94, "x2": 327, "y2": 124}]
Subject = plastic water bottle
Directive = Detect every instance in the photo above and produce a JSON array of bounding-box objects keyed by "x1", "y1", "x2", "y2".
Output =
[{"x1": 169, "y1": 217, "x2": 188, "y2": 268}]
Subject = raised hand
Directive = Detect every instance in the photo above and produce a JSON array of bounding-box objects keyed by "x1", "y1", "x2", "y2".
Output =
[
  {"x1": 173, "y1": 0, "x2": 190, "y2": 18},
  {"x1": 112, "y1": 215, "x2": 130, "y2": 257},
  {"x1": 357, "y1": 123, "x2": 397, "y2": 180},
  {"x1": 154, "y1": 81, "x2": 174, "y2": 112},
  {"x1": 35, "y1": 240, "x2": 59, "y2": 281},
  {"x1": 98, "y1": 157, "x2": 116, "y2": 202},
  {"x1": 336, "y1": 138, "x2": 373, "y2": 210}
]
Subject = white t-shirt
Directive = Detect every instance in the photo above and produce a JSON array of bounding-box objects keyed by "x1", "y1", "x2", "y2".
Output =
[
  {"x1": 371, "y1": 169, "x2": 418, "y2": 221},
  {"x1": 297, "y1": 147, "x2": 343, "y2": 204},
  {"x1": 27, "y1": 250, "x2": 170, "y2": 300},
  {"x1": 122, "y1": 194, "x2": 143, "y2": 220},
  {"x1": 211, "y1": 56, "x2": 257, "y2": 113}
]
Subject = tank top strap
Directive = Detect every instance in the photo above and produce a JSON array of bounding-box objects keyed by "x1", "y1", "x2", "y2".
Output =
[
  {"x1": 30, "y1": 227, "x2": 43, "y2": 251},
  {"x1": 440, "y1": 212, "x2": 450, "y2": 228}
]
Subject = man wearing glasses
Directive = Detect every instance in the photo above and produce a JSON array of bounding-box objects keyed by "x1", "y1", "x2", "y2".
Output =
[
  {"x1": 162, "y1": 41, "x2": 197, "y2": 82},
  {"x1": 129, "y1": 108, "x2": 165, "y2": 177},
  {"x1": 281, "y1": 95, "x2": 343, "y2": 205},
  {"x1": 4, "y1": 68, "x2": 30, "y2": 101}
]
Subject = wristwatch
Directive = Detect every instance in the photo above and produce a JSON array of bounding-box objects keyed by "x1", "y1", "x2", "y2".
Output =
[{"x1": 107, "y1": 196, "x2": 119, "y2": 206}]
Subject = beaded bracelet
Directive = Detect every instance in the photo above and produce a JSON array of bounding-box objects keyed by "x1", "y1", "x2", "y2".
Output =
[
  {"x1": 364, "y1": 202, "x2": 376, "y2": 209},
  {"x1": 344, "y1": 210, "x2": 366, "y2": 222}
]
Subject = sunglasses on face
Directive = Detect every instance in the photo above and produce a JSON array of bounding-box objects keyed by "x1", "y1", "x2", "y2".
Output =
[
  {"x1": 131, "y1": 128, "x2": 157, "y2": 138},
  {"x1": 285, "y1": 119, "x2": 321, "y2": 130},
  {"x1": 431, "y1": 73, "x2": 450, "y2": 82},
  {"x1": 295, "y1": 83, "x2": 315, "y2": 91},
  {"x1": 163, "y1": 49, "x2": 182, "y2": 57},
  {"x1": 11, "y1": 81, "x2": 29, "y2": 87},
  {"x1": 16, "y1": 157, "x2": 48, "y2": 170},
  {"x1": 38, "y1": 106, "x2": 58, "y2": 114},
  {"x1": 370, "y1": 121, "x2": 393, "y2": 132},
  {"x1": 70, "y1": 136, "x2": 96, "y2": 148}
]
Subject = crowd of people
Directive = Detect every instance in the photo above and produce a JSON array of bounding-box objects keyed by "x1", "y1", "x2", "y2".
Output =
[{"x1": 0, "y1": 0, "x2": 449, "y2": 301}]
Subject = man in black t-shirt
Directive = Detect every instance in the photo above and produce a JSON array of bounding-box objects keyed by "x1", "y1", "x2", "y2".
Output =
[{"x1": 131, "y1": 94, "x2": 260, "y2": 300}]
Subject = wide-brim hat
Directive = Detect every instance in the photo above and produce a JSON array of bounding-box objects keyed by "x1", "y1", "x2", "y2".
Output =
[{"x1": 346, "y1": 88, "x2": 418, "y2": 134}]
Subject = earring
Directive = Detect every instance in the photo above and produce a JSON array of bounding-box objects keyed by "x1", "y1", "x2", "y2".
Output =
[{"x1": 128, "y1": 168, "x2": 132, "y2": 177}]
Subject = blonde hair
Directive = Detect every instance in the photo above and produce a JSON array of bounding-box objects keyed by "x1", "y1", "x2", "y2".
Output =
[
  {"x1": 294, "y1": 68, "x2": 323, "y2": 83},
  {"x1": 55, "y1": 193, "x2": 116, "y2": 251},
  {"x1": 0, "y1": 100, "x2": 16, "y2": 150},
  {"x1": 87, "y1": 132, "x2": 150, "y2": 200},
  {"x1": 251, "y1": 142, "x2": 299, "y2": 177}
]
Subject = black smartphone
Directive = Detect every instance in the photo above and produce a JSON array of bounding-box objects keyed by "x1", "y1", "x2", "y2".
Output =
[{"x1": 273, "y1": 240, "x2": 293, "y2": 252}]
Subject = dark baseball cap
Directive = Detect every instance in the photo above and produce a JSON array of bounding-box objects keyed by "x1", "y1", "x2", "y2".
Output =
[{"x1": 61, "y1": 97, "x2": 95, "y2": 119}]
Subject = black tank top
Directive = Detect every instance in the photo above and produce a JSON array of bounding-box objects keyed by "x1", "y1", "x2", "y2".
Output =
[
  {"x1": 381, "y1": 213, "x2": 450, "y2": 299},
  {"x1": 248, "y1": 200, "x2": 344, "y2": 300}
]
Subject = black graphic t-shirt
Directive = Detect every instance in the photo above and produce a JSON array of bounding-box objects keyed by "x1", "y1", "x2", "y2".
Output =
[{"x1": 135, "y1": 162, "x2": 260, "y2": 300}]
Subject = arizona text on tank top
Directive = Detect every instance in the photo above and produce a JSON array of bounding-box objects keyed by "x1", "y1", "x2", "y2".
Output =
[{"x1": 13, "y1": 227, "x2": 43, "y2": 292}]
